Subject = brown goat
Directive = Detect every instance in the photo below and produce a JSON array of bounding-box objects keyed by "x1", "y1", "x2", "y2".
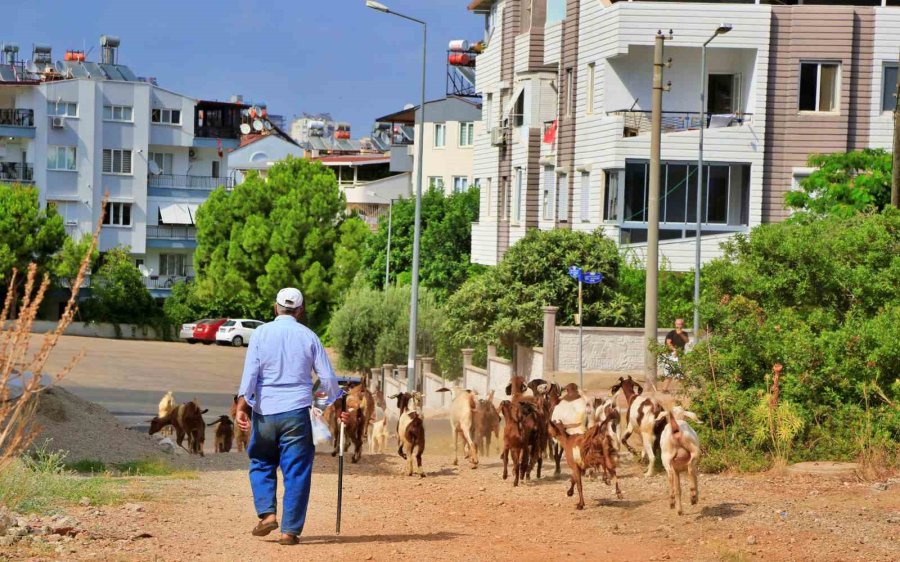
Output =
[
  {"x1": 499, "y1": 400, "x2": 542, "y2": 487},
  {"x1": 330, "y1": 400, "x2": 365, "y2": 463},
  {"x1": 549, "y1": 419, "x2": 622, "y2": 510},
  {"x1": 391, "y1": 392, "x2": 425, "y2": 477},
  {"x1": 208, "y1": 415, "x2": 234, "y2": 453},
  {"x1": 149, "y1": 400, "x2": 208, "y2": 456},
  {"x1": 230, "y1": 395, "x2": 250, "y2": 453},
  {"x1": 473, "y1": 391, "x2": 500, "y2": 457}
]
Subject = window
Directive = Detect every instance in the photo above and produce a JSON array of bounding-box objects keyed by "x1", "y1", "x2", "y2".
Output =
[
  {"x1": 565, "y1": 68, "x2": 574, "y2": 117},
  {"x1": 580, "y1": 172, "x2": 590, "y2": 222},
  {"x1": 47, "y1": 146, "x2": 76, "y2": 171},
  {"x1": 542, "y1": 166, "x2": 555, "y2": 220},
  {"x1": 623, "y1": 162, "x2": 648, "y2": 222},
  {"x1": 212, "y1": 161, "x2": 220, "y2": 178},
  {"x1": 512, "y1": 168, "x2": 523, "y2": 223},
  {"x1": 458, "y1": 122, "x2": 475, "y2": 147},
  {"x1": 453, "y1": 176, "x2": 469, "y2": 193},
  {"x1": 103, "y1": 105, "x2": 133, "y2": 122},
  {"x1": 708, "y1": 74, "x2": 741, "y2": 114},
  {"x1": 604, "y1": 170, "x2": 620, "y2": 222},
  {"x1": 434, "y1": 123, "x2": 446, "y2": 147},
  {"x1": 159, "y1": 253, "x2": 187, "y2": 276},
  {"x1": 102, "y1": 149, "x2": 133, "y2": 175},
  {"x1": 151, "y1": 108, "x2": 182, "y2": 125},
  {"x1": 428, "y1": 176, "x2": 444, "y2": 191},
  {"x1": 483, "y1": 178, "x2": 493, "y2": 216},
  {"x1": 799, "y1": 62, "x2": 839, "y2": 112},
  {"x1": 102, "y1": 202, "x2": 132, "y2": 227},
  {"x1": 485, "y1": 94, "x2": 493, "y2": 130},
  {"x1": 882, "y1": 63, "x2": 898, "y2": 112},
  {"x1": 47, "y1": 102, "x2": 77, "y2": 117},
  {"x1": 47, "y1": 200, "x2": 78, "y2": 225},
  {"x1": 557, "y1": 173, "x2": 568, "y2": 222},
  {"x1": 512, "y1": 91, "x2": 525, "y2": 127},
  {"x1": 586, "y1": 63, "x2": 595, "y2": 116},
  {"x1": 148, "y1": 152, "x2": 174, "y2": 175}
]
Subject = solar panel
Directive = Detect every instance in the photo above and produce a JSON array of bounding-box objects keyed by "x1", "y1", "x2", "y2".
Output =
[
  {"x1": 81, "y1": 61, "x2": 106, "y2": 79},
  {"x1": 309, "y1": 137, "x2": 327, "y2": 151},
  {"x1": 116, "y1": 65, "x2": 138, "y2": 81},
  {"x1": 0, "y1": 65, "x2": 16, "y2": 82},
  {"x1": 100, "y1": 64, "x2": 124, "y2": 81},
  {"x1": 63, "y1": 61, "x2": 90, "y2": 78},
  {"x1": 336, "y1": 140, "x2": 354, "y2": 151}
]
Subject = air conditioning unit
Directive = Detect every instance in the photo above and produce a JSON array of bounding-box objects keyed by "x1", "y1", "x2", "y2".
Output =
[
  {"x1": 50, "y1": 116, "x2": 66, "y2": 128},
  {"x1": 65, "y1": 219, "x2": 78, "y2": 226},
  {"x1": 490, "y1": 126, "x2": 506, "y2": 147}
]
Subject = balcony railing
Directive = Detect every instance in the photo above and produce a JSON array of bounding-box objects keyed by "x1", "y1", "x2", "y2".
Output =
[
  {"x1": 147, "y1": 174, "x2": 234, "y2": 190},
  {"x1": 0, "y1": 109, "x2": 35, "y2": 128},
  {"x1": 147, "y1": 225, "x2": 197, "y2": 240},
  {"x1": 0, "y1": 163, "x2": 34, "y2": 183},
  {"x1": 609, "y1": 110, "x2": 752, "y2": 137},
  {"x1": 142, "y1": 273, "x2": 194, "y2": 290},
  {"x1": 195, "y1": 124, "x2": 241, "y2": 140}
]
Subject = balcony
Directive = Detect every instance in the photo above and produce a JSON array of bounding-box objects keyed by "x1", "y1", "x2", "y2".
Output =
[
  {"x1": 147, "y1": 225, "x2": 197, "y2": 240},
  {"x1": 194, "y1": 101, "x2": 242, "y2": 149},
  {"x1": 609, "y1": 110, "x2": 752, "y2": 137},
  {"x1": 147, "y1": 174, "x2": 234, "y2": 191},
  {"x1": 0, "y1": 162, "x2": 34, "y2": 183},
  {"x1": 142, "y1": 274, "x2": 193, "y2": 291},
  {"x1": 0, "y1": 108, "x2": 35, "y2": 138}
]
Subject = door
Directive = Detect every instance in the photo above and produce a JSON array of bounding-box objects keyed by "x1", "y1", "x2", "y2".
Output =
[{"x1": 707, "y1": 74, "x2": 741, "y2": 114}]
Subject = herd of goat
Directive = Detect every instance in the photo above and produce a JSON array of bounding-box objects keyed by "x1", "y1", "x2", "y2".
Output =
[{"x1": 147, "y1": 374, "x2": 702, "y2": 515}]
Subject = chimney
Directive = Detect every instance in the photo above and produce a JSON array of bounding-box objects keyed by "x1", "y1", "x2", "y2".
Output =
[{"x1": 100, "y1": 35, "x2": 120, "y2": 64}]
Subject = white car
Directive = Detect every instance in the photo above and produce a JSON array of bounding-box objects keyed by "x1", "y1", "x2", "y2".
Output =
[{"x1": 215, "y1": 319, "x2": 264, "y2": 347}]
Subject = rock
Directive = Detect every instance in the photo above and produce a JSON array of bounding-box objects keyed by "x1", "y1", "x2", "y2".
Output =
[
  {"x1": 872, "y1": 482, "x2": 888, "y2": 491},
  {"x1": 123, "y1": 503, "x2": 145, "y2": 513},
  {"x1": 15, "y1": 517, "x2": 29, "y2": 528},
  {"x1": 158, "y1": 438, "x2": 175, "y2": 454},
  {"x1": 479, "y1": 487, "x2": 486, "y2": 492},
  {"x1": 0, "y1": 535, "x2": 17, "y2": 546},
  {"x1": 7, "y1": 527, "x2": 28, "y2": 537},
  {"x1": 746, "y1": 535, "x2": 757, "y2": 545},
  {"x1": 47, "y1": 534, "x2": 63, "y2": 543},
  {"x1": 131, "y1": 532, "x2": 153, "y2": 540},
  {"x1": 79, "y1": 497, "x2": 92, "y2": 507},
  {"x1": 0, "y1": 510, "x2": 12, "y2": 535},
  {"x1": 55, "y1": 516, "x2": 78, "y2": 529}
]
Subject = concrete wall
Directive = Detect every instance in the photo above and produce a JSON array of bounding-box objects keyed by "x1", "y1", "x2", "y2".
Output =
[
  {"x1": 555, "y1": 326, "x2": 680, "y2": 373},
  {"x1": 19, "y1": 320, "x2": 164, "y2": 340}
]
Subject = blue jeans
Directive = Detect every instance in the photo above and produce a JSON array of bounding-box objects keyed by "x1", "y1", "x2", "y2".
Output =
[{"x1": 247, "y1": 407, "x2": 315, "y2": 536}]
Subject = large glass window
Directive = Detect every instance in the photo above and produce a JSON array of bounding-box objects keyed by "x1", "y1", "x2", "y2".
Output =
[
  {"x1": 148, "y1": 152, "x2": 174, "y2": 175},
  {"x1": 428, "y1": 176, "x2": 444, "y2": 191},
  {"x1": 799, "y1": 62, "x2": 839, "y2": 112},
  {"x1": 47, "y1": 102, "x2": 77, "y2": 117},
  {"x1": 708, "y1": 74, "x2": 740, "y2": 114},
  {"x1": 883, "y1": 64, "x2": 898, "y2": 112},
  {"x1": 542, "y1": 166, "x2": 555, "y2": 220},
  {"x1": 623, "y1": 162, "x2": 647, "y2": 222},
  {"x1": 47, "y1": 146, "x2": 76, "y2": 171},
  {"x1": 604, "y1": 171, "x2": 620, "y2": 222},
  {"x1": 102, "y1": 149, "x2": 133, "y2": 175},
  {"x1": 434, "y1": 123, "x2": 446, "y2": 147},
  {"x1": 160, "y1": 253, "x2": 190, "y2": 276},
  {"x1": 458, "y1": 122, "x2": 474, "y2": 146},
  {"x1": 512, "y1": 168, "x2": 523, "y2": 224},
  {"x1": 102, "y1": 202, "x2": 132, "y2": 226},
  {"x1": 151, "y1": 108, "x2": 181, "y2": 125},
  {"x1": 453, "y1": 176, "x2": 469, "y2": 193},
  {"x1": 103, "y1": 105, "x2": 133, "y2": 122},
  {"x1": 663, "y1": 164, "x2": 688, "y2": 223}
]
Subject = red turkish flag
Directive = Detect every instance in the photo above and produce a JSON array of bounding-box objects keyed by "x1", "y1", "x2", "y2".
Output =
[
  {"x1": 543, "y1": 119, "x2": 558, "y2": 145},
  {"x1": 216, "y1": 138, "x2": 224, "y2": 158}
]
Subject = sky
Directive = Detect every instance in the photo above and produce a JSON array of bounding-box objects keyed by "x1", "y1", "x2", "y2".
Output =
[{"x1": 6, "y1": 0, "x2": 484, "y2": 133}]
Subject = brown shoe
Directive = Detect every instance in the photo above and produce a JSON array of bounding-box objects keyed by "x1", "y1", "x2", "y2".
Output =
[
  {"x1": 278, "y1": 534, "x2": 299, "y2": 546},
  {"x1": 251, "y1": 519, "x2": 279, "y2": 537}
]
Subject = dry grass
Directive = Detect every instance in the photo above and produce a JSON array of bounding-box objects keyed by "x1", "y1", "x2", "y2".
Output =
[{"x1": 0, "y1": 197, "x2": 104, "y2": 471}]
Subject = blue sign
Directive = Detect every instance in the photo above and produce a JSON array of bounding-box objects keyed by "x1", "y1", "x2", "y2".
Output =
[
  {"x1": 568, "y1": 266, "x2": 582, "y2": 280},
  {"x1": 582, "y1": 272, "x2": 604, "y2": 285}
]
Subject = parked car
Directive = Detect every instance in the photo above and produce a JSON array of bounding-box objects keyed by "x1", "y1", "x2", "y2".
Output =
[
  {"x1": 215, "y1": 319, "x2": 264, "y2": 347},
  {"x1": 180, "y1": 318, "x2": 212, "y2": 344},
  {"x1": 193, "y1": 318, "x2": 229, "y2": 345}
]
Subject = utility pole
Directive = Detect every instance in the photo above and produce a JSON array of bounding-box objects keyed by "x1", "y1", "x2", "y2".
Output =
[
  {"x1": 893, "y1": 45, "x2": 900, "y2": 207},
  {"x1": 644, "y1": 30, "x2": 672, "y2": 389}
]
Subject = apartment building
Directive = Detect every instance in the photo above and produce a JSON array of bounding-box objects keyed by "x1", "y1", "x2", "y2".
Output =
[
  {"x1": 467, "y1": 0, "x2": 900, "y2": 269},
  {"x1": 0, "y1": 36, "x2": 241, "y2": 297},
  {"x1": 377, "y1": 96, "x2": 483, "y2": 195}
]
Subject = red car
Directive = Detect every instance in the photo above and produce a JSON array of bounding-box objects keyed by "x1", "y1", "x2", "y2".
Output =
[{"x1": 192, "y1": 318, "x2": 228, "y2": 345}]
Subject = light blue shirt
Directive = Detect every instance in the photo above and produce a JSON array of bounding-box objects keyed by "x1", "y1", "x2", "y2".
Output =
[{"x1": 238, "y1": 315, "x2": 342, "y2": 415}]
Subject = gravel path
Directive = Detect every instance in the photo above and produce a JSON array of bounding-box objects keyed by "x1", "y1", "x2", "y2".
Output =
[{"x1": 4, "y1": 448, "x2": 897, "y2": 562}]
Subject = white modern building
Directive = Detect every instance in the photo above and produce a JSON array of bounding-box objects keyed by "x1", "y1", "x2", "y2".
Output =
[
  {"x1": 467, "y1": 0, "x2": 900, "y2": 269},
  {"x1": 0, "y1": 37, "x2": 242, "y2": 298},
  {"x1": 377, "y1": 96, "x2": 483, "y2": 195}
]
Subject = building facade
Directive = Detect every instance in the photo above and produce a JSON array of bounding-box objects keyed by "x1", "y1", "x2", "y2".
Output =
[
  {"x1": 467, "y1": 0, "x2": 900, "y2": 269},
  {"x1": 377, "y1": 97, "x2": 483, "y2": 196},
  {"x1": 0, "y1": 37, "x2": 241, "y2": 297}
]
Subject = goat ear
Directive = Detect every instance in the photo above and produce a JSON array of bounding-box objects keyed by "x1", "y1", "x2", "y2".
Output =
[
  {"x1": 388, "y1": 394, "x2": 398, "y2": 399},
  {"x1": 436, "y1": 387, "x2": 450, "y2": 393},
  {"x1": 684, "y1": 411, "x2": 702, "y2": 424},
  {"x1": 635, "y1": 382, "x2": 644, "y2": 394},
  {"x1": 200, "y1": 409, "x2": 209, "y2": 415},
  {"x1": 655, "y1": 411, "x2": 668, "y2": 422},
  {"x1": 504, "y1": 383, "x2": 511, "y2": 396}
]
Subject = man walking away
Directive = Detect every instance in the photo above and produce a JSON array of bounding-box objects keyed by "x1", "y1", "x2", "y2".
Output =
[
  {"x1": 661, "y1": 318, "x2": 690, "y2": 393},
  {"x1": 235, "y1": 288, "x2": 347, "y2": 546}
]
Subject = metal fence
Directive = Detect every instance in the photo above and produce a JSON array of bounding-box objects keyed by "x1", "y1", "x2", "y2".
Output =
[
  {"x1": 609, "y1": 110, "x2": 751, "y2": 136},
  {"x1": 0, "y1": 163, "x2": 34, "y2": 183},
  {"x1": 0, "y1": 108, "x2": 34, "y2": 127},
  {"x1": 146, "y1": 225, "x2": 197, "y2": 239},
  {"x1": 147, "y1": 174, "x2": 234, "y2": 190}
]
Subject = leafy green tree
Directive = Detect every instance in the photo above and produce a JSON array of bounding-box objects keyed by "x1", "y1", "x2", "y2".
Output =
[
  {"x1": 330, "y1": 216, "x2": 371, "y2": 306},
  {"x1": 0, "y1": 183, "x2": 66, "y2": 282},
  {"x1": 329, "y1": 285, "x2": 442, "y2": 373},
  {"x1": 784, "y1": 149, "x2": 892, "y2": 218},
  {"x1": 51, "y1": 234, "x2": 99, "y2": 284},
  {"x1": 82, "y1": 247, "x2": 160, "y2": 324},
  {"x1": 362, "y1": 187, "x2": 482, "y2": 301},
  {"x1": 191, "y1": 158, "x2": 363, "y2": 332}
]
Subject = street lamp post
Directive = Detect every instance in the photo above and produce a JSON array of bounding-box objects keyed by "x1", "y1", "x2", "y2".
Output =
[
  {"x1": 693, "y1": 24, "x2": 732, "y2": 342},
  {"x1": 366, "y1": 0, "x2": 426, "y2": 393}
]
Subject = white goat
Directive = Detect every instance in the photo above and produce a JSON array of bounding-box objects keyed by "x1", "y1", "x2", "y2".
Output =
[
  {"x1": 549, "y1": 383, "x2": 589, "y2": 436},
  {"x1": 438, "y1": 386, "x2": 479, "y2": 468},
  {"x1": 657, "y1": 406, "x2": 702, "y2": 515},
  {"x1": 157, "y1": 391, "x2": 176, "y2": 438},
  {"x1": 368, "y1": 406, "x2": 393, "y2": 454},
  {"x1": 622, "y1": 393, "x2": 664, "y2": 476}
]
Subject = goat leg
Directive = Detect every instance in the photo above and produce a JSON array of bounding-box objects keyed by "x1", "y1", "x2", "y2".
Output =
[
  {"x1": 574, "y1": 467, "x2": 585, "y2": 510},
  {"x1": 501, "y1": 446, "x2": 509, "y2": 481}
]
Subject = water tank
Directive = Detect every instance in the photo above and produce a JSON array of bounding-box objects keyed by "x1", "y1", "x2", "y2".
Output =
[
  {"x1": 448, "y1": 53, "x2": 472, "y2": 67},
  {"x1": 100, "y1": 35, "x2": 121, "y2": 48},
  {"x1": 448, "y1": 39, "x2": 469, "y2": 52}
]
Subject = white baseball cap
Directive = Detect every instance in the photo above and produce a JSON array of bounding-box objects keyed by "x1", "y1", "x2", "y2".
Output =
[{"x1": 276, "y1": 287, "x2": 303, "y2": 310}]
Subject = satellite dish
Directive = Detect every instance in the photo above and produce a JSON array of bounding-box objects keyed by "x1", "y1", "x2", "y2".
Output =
[
  {"x1": 263, "y1": 121, "x2": 273, "y2": 131},
  {"x1": 148, "y1": 161, "x2": 161, "y2": 175},
  {"x1": 252, "y1": 119, "x2": 263, "y2": 131},
  {"x1": 240, "y1": 123, "x2": 252, "y2": 135}
]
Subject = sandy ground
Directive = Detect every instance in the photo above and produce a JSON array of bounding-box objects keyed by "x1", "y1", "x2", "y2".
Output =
[{"x1": 7, "y1": 336, "x2": 897, "y2": 561}]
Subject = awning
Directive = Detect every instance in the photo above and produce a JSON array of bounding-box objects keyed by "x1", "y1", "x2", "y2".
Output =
[
  {"x1": 506, "y1": 82, "x2": 526, "y2": 117},
  {"x1": 186, "y1": 204, "x2": 200, "y2": 224},
  {"x1": 159, "y1": 203, "x2": 193, "y2": 225}
]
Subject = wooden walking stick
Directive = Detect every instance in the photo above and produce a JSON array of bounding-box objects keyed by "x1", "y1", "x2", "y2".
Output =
[{"x1": 336, "y1": 394, "x2": 347, "y2": 534}]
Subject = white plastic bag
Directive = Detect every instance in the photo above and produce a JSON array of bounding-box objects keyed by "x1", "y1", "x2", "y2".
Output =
[{"x1": 310, "y1": 407, "x2": 332, "y2": 446}]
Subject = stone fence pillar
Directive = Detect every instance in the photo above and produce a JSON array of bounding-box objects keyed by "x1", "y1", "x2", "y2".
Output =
[{"x1": 542, "y1": 306, "x2": 559, "y2": 376}]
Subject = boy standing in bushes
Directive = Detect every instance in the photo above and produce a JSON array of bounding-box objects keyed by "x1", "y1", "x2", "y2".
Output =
[{"x1": 662, "y1": 318, "x2": 690, "y2": 392}]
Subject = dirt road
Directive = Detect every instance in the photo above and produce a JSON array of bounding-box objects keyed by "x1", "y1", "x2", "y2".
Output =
[{"x1": 7, "y1": 449, "x2": 899, "y2": 562}]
